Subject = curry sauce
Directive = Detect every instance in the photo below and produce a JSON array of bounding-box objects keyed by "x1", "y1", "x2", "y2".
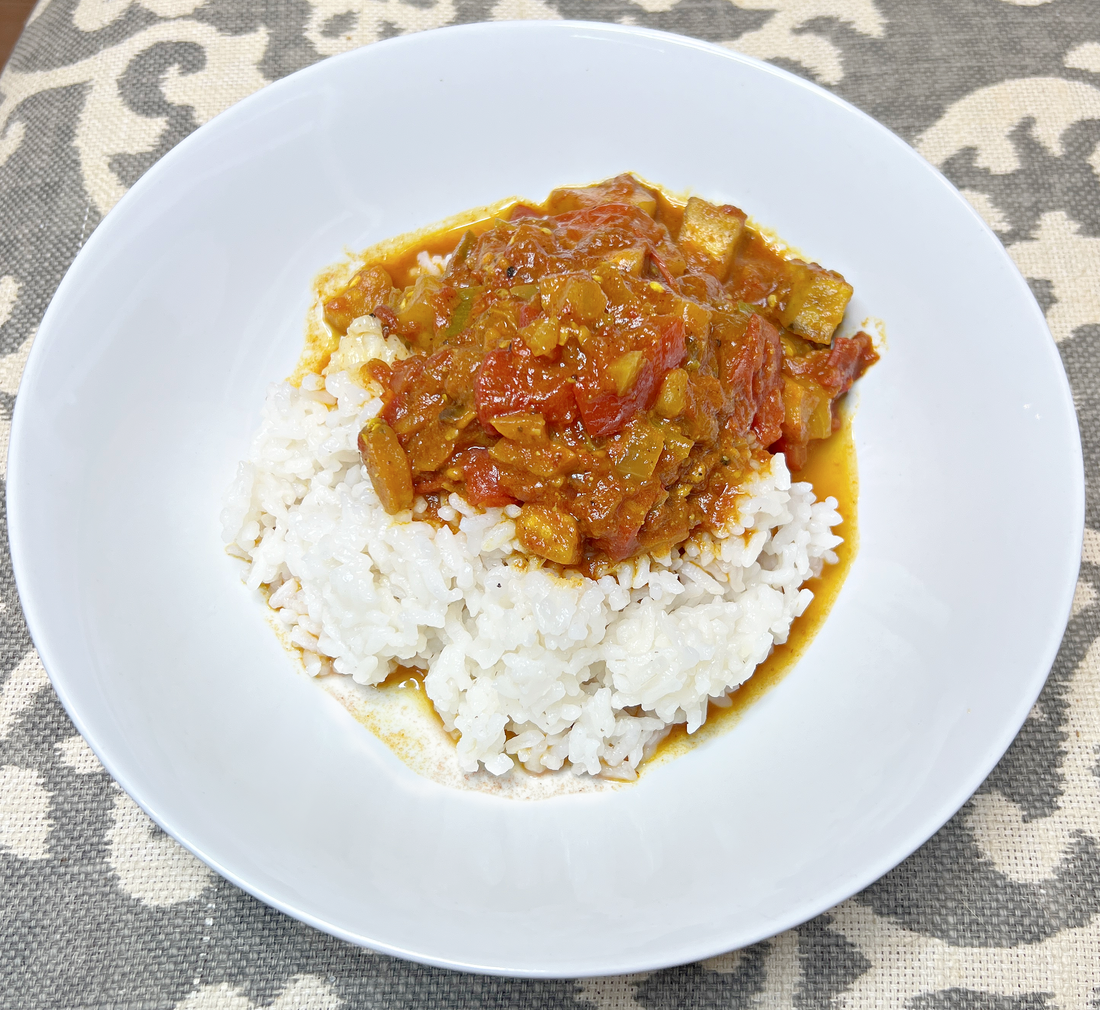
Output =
[
  {"x1": 646, "y1": 406, "x2": 858, "y2": 770},
  {"x1": 302, "y1": 175, "x2": 877, "y2": 782},
  {"x1": 365, "y1": 412, "x2": 858, "y2": 778},
  {"x1": 323, "y1": 174, "x2": 876, "y2": 578}
]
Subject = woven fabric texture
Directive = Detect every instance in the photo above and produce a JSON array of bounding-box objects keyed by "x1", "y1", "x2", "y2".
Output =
[{"x1": 2, "y1": 0, "x2": 1100, "y2": 1006}]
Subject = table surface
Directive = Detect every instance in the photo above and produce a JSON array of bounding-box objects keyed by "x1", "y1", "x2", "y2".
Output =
[
  {"x1": 2, "y1": 0, "x2": 1100, "y2": 1006},
  {"x1": 0, "y1": 1, "x2": 34, "y2": 71}
]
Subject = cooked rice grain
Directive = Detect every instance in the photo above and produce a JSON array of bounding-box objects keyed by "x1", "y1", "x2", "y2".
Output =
[{"x1": 222, "y1": 317, "x2": 843, "y2": 778}]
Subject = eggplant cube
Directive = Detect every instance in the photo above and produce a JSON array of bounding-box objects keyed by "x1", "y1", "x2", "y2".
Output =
[
  {"x1": 678, "y1": 197, "x2": 746, "y2": 280},
  {"x1": 781, "y1": 263, "x2": 853, "y2": 344}
]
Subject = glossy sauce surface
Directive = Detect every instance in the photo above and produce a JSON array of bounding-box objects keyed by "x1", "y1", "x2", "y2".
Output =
[
  {"x1": 324, "y1": 175, "x2": 876, "y2": 575},
  {"x1": 309, "y1": 176, "x2": 874, "y2": 779}
]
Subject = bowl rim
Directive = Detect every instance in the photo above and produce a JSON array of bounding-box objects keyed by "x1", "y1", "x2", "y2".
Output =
[{"x1": 6, "y1": 18, "x2": 1085, "y2": 977}]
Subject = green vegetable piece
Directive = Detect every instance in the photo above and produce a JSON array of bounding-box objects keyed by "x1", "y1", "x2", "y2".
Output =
[
  {"x1": 445, "y1": 285, "x2": 484, "y2": 338},
  {"x1": 449, "y1": 231, "x2": 476, "y2": 270}
]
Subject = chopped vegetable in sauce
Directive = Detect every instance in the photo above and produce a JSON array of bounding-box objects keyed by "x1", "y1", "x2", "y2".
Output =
[{"x1": 327, "y1": 175, "x2": 877, "y2": 575}]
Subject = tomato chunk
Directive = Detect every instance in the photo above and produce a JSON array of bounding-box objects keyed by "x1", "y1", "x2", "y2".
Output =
[
  {"x1": 334, "y1": 174, "x2": 876, "y2": 571},
  {"x1": 574, "y1": 318, "x2": 686, "y2": 438},
  {"x1": 749, "y1": 314, "x2": 784, "y2": 447},
  {"x1": 474, "y1": 346, "x2": 577, "y2": 431},
  {"x1": 715, "y1": 311, "x2": 783, "y2": 445},
  {"x1": 461, "y1": 448, "x2": 518, "y2": 508},
  {"x1": 783, "y1": 331, "x2": 878, "y2": 398}
]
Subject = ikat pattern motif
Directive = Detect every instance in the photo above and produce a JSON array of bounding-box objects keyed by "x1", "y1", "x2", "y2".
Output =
[{"x1": 2, "y1": 0, "x2": 1100, "y2": 1005}]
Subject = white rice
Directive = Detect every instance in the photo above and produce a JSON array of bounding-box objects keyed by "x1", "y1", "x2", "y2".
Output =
[{"x1": 222, "y1": 315, "x2": 843, "y2": 779}]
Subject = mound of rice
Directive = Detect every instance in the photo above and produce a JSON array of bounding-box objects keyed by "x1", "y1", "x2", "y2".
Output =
[{"x1": 222, "y1": 316, "x2": 843, "y2": 779}]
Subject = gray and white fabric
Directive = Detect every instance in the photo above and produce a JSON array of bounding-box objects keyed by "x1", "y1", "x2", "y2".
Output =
[{"x1": 2, "y1": 0, "x2": 1100, "y2": 1005}]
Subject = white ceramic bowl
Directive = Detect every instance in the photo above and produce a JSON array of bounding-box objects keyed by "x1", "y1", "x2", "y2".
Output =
[{"x1": 7, "y1": 22, "x2": 1083, "y2": 976}]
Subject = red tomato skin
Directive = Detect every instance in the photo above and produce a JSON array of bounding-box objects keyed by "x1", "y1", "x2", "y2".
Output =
[
  {"x1": 574, "y1": 317, "x2": 686, "y2": 438},
  {"x1": 782, "y1": 331, "x2": 878, "y2": 397},
  {"x1": 516, "y1": 300, "x2": 542, "y2": 329},
  {"x1": 460, "y1": 448, "x2": 518, "y2": 507},
  {"x1": 381, "y1": 355, "x2": 426, "y2": 426},
  {"x1": 412, "y1": 473, "x2": 450, "y2": 494},
  {"x1": 554, "y1": 203, "x2": 664, "y2": 248},
  {"x1": 748, "y1": 314, "x2": 784, "y2": 446},
  {"x1": 822, "y1": 332, "x2": 878, "y2": 396},
  {"x1": 474, "y1": 346, "x2": 577, "y2": 430},
  {"x1": 717, "y1": 325, "x2": 758, "y2": 435},
  {"x1": 716, "y1": 312, "x2": 784, "y2": 444},
  {"x1": 594, "y1": 527, "x2": 641, "y2": 563},
  {"x1": 751, "y1": 385, "x2": 784, "y2": 447},
  {"x1": 591, "y1": 485, "x2": 664, "y2": 561}
]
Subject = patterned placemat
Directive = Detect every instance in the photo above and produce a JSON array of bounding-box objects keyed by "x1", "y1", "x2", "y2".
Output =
[{"x1": 2, "y1": 1, "x2": 1099, "y2": 1005}]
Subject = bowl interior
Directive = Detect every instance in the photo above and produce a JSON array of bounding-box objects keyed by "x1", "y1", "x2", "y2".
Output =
[{"x1": 7, "y1": 22, "x2": 1082, "y2": 975}]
